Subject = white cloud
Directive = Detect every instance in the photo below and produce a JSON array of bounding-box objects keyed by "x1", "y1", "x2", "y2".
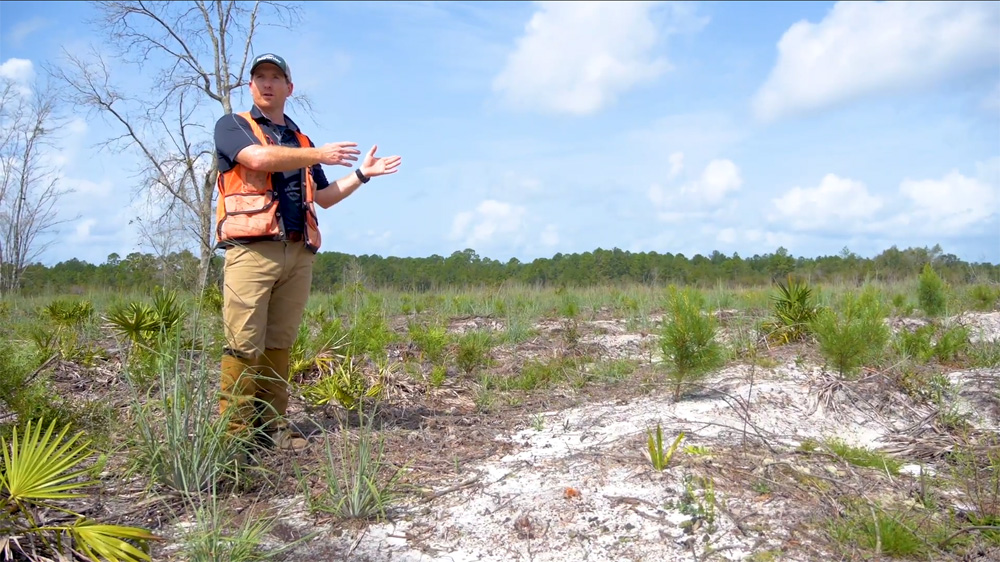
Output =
[
  {"x1": 667, "y1": 152, "x2": 684, "y2": 181},
  {"x1": 493, "y1": 1, "x2": 669, "y2": 115},
  {"x1": 897, "y1": 169, "x2": 997, "y2": 233},
  {"x1": 754, "y1": 1, "x2": 1000, "y2": 122},
  {"x1": 8, "y1": 18, "x2": 49, "y2": 47},
  {"x1": 75, "y1": 219, "x2": 97, "y2": 238},
  {"x1": 540, "y1": 224, "x2": 559, "y2": 246},
  {"x1": 770, "y1": 174, "x2": 883, "y2": 231},
  {"x1": 681, "y1": 159, "x2": 742, "y2": 204},
  {"x1": 0, "y1": 58, "x2": 35, "y2": 95},
  {"x1": 450, "y1": 199, "x2": 527, "y2": 248},
  {"x1": 650, "y1": 158, "x2": 743, "y2": 219}
]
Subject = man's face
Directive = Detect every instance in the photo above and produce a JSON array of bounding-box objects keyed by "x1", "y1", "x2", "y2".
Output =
[{"x1": 249, "y1": 64, "x2": 292, "y2": 112}]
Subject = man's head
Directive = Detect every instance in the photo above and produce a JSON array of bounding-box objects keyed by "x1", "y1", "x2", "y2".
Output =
[
  {"x1": 249, "y1": 53, "x2": 292, "y2": 114},
  {"x1": 250, "y1": 53, "x2": 290, "y2": 82}
]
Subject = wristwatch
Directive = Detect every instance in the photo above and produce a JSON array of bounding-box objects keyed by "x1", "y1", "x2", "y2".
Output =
[{"x1": 355, "y1": 169, "x2": 370, "y2": 183}]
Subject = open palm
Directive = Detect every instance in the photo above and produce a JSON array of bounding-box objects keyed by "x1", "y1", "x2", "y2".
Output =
[{"x1": 359, "y1": 145, "x2": 402, "y2": 178}]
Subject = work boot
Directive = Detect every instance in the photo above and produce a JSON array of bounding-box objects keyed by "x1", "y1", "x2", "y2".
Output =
[
  {"x1": 256, "y1": 348, "x2": 291, "y2": 429},
  {"x1": 220, "y1": 354, "x2": 259, "y2": 435},
  {"x1": 266, "y1": 422, "x2": 310, "y2": 452}
]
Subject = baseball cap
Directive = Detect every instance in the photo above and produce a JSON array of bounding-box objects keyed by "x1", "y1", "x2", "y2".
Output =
[{"x1": 250, "y1": 53, "x2": 290, "y2": 80}]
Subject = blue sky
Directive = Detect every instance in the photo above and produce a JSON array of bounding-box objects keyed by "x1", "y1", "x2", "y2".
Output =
[{"x1": 2, "y1": 0, "x2": 998, "y2": 266}]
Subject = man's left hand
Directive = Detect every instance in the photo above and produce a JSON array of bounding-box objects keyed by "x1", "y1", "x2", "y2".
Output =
[{"x1": 359, "y1": 145, "x2": 402, "y2": 178}]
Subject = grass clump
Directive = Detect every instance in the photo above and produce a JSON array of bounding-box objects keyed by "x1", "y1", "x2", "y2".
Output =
[
  {"x1": 127, "y1": 342, "x2": 241, "y2": 494},
  {"x1": 825, "y1": 437, "x2": 902, "y2": 476},
  {"x1": 178, "y1": 493, "x2": 296, "y2": 562},
  {"x1": 505, "y1": 357, "x2": 579, "y2": 391},
  {"x1": 949, "y1": 434, "x2": 1000, "y2": 543},
  {"x1": 589, "y1": 358, "x2": 638, "y2": 382},
  {"x1": 299, "y1": 412, "x2": 404, "y2": 521},
  {"x1": 827, "y1": 501, "x2": 950, "y2": 559}
]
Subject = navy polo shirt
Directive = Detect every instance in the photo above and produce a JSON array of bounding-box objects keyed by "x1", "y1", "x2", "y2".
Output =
[{"x1": 214, "y1": 106, "x2": 330, "y2": 237}]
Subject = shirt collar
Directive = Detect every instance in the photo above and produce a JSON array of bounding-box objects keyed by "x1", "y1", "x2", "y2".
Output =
[{"x1": 249, "y1": 105, "x2": 300, "y2": 132}]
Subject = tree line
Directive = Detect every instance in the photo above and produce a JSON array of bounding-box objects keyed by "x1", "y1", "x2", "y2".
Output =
[{"x1": 13, "y1": 243, "x2": 998, "y2": 296}]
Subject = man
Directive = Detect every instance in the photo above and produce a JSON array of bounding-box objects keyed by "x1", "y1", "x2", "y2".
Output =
[{"x1": 214, "y1": 53, "x2": 401, "y2": 452}]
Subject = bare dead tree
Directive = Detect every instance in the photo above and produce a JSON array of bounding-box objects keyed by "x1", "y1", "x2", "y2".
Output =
[
  {"x1": 0, "y1": 78, "x2": 76, "y2": 295},
  {"x1": 52, "y1": 0, "x2": 300, "y2": 291}
]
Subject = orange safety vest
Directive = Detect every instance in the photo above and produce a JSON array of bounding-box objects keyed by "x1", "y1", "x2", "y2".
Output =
[{"x1": 215, "y1": 111, "x2": 322, "y2": 251}]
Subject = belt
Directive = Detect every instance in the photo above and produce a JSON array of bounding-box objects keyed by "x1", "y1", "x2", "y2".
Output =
[{"x1": 286, "y1": 231, "x2": 303, "y2": 242}]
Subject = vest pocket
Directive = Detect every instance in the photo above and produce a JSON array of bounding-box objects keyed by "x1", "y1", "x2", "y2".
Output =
[
  {"x1": 219, "y1": 192, "x2": 280, "y2": 239},
  {"x1": 304, "y1": 203, "x2": 322, "y2": 251}
]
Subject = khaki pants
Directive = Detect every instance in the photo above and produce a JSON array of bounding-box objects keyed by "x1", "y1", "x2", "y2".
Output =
[
  {"x1": 220, "y1": 241, "x2": 314, "y2": 432},
  {"x1": 222, "y1": 240, "x2": 314, "y2": 357}
]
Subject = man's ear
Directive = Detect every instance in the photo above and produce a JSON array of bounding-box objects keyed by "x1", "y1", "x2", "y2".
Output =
[{"x1": 288, "y1": 81, "x2": 294, "y2": 96}]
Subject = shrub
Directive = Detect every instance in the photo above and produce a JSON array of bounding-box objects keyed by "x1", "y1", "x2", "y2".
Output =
[
  {"x1": 967, "y1": 284, "x2": 1000, "y2": 312},
  {"x1": 765, "y1": 276, "x2": 817, "y2": 344},
  {"x1": 456, "y1": 330, "x2": 493, "y2": 374},
  {"x1": 305, "y1": 354, "x2": 385, "y2": 413},
  {"x1": 408, "y1": 320, "x2": 449, "y2": 364},
  {"x1": 41, "y1": 299, "x2": 94, "y2": 329},
  {"x1": 894, "y1": 324, "x2": 935, "y2": 362},
  {"x1": 918, "y1": 263, "x2": 947, "y2": 316},
  {"x1": 346, "y1": 302, "x2": 395, "y2": 360},
  {"x1": 0, "y1": 342, "x2": 75, "y2": 433},
  {"x1": 811, "y1": 289, "x2": 889, "y2": 378},
  {"x1": 0, "y1": 419, "x2": 158, "y2": 561}
]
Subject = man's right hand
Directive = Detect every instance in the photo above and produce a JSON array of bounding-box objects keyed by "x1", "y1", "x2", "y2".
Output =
[{"x1": 317, "y1": 142, "x2": 361, "y2": 167}]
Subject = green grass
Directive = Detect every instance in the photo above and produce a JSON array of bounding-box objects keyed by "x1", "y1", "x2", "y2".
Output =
[
  {"x1": 589, "y1": 358, "x2": 639, "y2": 382},
  {"x1": 299, "y1": 413, "x2": 404, "y2": 522},
  {"x1": 825, "y1": 438, "x2": 902, "y2": 476},
  {"x1": 828, "y1": 501, "x2": 956, "y2": 559}
]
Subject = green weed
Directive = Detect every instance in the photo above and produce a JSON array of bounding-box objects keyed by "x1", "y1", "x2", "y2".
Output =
[{"x1": 647, "y1": 424, "x2": 684, "y2": 471}]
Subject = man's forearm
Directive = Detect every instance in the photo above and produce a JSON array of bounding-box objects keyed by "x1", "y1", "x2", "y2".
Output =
[
  {"x1": 315, "y1": 172, "x2": 364, "y2": 209},
  {"x1": 237, "y1": 144, "x2": 320, "y2": 172}
]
